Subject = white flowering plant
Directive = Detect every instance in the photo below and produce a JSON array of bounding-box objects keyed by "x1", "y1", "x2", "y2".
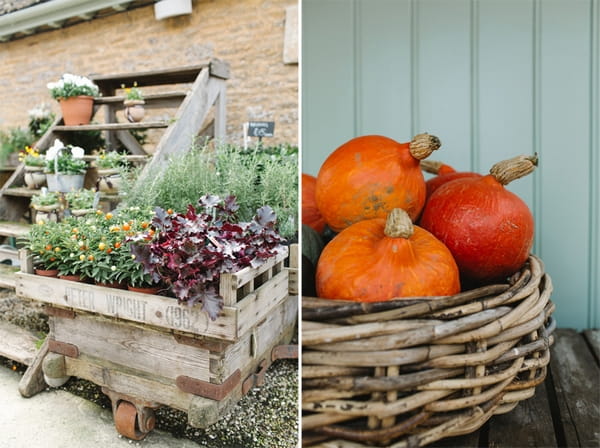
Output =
[
  {"x1": 47, "y1": 73, "x2": 99, "y2": 100},
  {"x1": 44, "y1": 139, "x2": 87, "y2": 175},
  {"x1": 28, "y1": 103, "x2": 55, "y2": 137}
]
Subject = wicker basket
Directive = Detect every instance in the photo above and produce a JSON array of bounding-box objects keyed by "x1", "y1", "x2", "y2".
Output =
[{"x1": 301, "y1": 255, "x2": 555, "y2": 447}]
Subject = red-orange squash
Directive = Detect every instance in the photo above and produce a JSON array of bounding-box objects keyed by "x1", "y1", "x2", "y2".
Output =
[
  {"x1": 420, "y1": 160, "x2": 482, "y2": 199},
  {"x1": 420, "y1": 155, "x2": 537, "y2": 284},
  {"x1": 315, "y1": 134, "x2": 441, "y2": 232},
  {"x1": 316, "y1": 208, "x2": 460, "y2": 302},
  {"x1": 302, "y1": 173, "x2": 327, "y2": 234}
]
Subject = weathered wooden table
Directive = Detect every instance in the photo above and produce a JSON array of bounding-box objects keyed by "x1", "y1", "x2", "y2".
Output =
[{"x1": 431, "y1": 329, "x2": 599, "y2": 447}]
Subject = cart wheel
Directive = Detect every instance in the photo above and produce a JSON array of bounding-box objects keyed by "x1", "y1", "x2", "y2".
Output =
[{"x1": 114, "y1": 401, "x2": 154, "y2": 440}]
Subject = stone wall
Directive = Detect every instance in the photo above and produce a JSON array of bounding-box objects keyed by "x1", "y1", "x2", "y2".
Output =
[{"x1": 0, "y1": 0, "x2": 298, "y2": 147}]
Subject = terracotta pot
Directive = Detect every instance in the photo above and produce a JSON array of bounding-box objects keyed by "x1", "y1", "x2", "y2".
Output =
[
  {"x1": 59, "y1": 274, "x2": 84, "y2": 282},
  {"x1": 127, "y1": 285, "x2": 161, "y2": 295},
  {"x1": 24, "y1": 166, "x2": 47, "y2": 189},
  {"x1": 35, "y1": 268, "x2": 59, "y2": 277},
  {"x1": 124, "y1": 100, "x2": 145, "y2": 123},
  {"x1": 59, "y1": 95, "x2": 94, "y2": 125}
]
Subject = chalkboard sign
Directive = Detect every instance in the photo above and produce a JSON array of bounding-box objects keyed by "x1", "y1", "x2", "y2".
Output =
[{"x1": 247, "y1": 121, "x2": 275, "y2": 138}]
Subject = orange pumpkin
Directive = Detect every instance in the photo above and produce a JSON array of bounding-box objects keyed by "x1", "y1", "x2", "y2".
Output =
[
  {"x1": 420, "y1": 160, "x2": 482, "y2": 199},
  {"x1": 316, "y1": 208, "x2": 460, "y2": 302},
  {"x1": 302, "y1": 173, "x2": 327, "y2": 234},
  {"x1": 420, "y1": 155, "x2": 537, "y2": 284},
  {"x1": 315, "y1": 134, "x2": 441, "y2": 232}
]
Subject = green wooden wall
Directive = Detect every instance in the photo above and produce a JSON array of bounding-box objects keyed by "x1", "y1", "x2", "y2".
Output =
[{"x1": 301, "y1": 0, "x2": 599, "y2": 330}]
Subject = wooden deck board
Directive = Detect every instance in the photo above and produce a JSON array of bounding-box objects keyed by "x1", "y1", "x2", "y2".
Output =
[
  {"x1": 549, "y1": 329, "x2": 600, "y2": 448},
  {"x1": 430, "y1": 329, "x2": 600, "y2": 448},
  {"x1": 0, "y1": 320, "x2": 39, "y2": 366},
  {"x1": 0, "y1": 221, "x2": 31, "y2": 238},
  {"x1": 0, "y1": 264, "x2": 19, "y2": 288}
]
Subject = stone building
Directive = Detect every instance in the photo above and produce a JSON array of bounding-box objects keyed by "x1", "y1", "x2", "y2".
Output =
[{"x1": 0, "y1": 0, "x2": 298, "y2": 147}]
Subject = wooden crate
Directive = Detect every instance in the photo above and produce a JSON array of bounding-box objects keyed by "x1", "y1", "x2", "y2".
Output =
[{"x1": 14, "y1": 245, "x2": 298, "y2": 438}]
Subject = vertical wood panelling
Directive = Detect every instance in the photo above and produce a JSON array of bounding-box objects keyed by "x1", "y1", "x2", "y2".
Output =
[
  {"x1": 301, "y1": 0, "x2": 599, "y2": 329},
  {"x1": 416, "y1": 0, "x2": 472, "y2": 170},
  {"x1": 301, "y1": 0, "x2": 356, "y2": 175},
  {"x1": 590, "y1": 0, "x2": 599, "y2": 328},
  {"x1": 477, "y1": 0, "x2": 535, "y2": 206},
  {"x1": 356, "y1": 0, "x2": 412, "y2": 140},
  {"x1": 538, "y1": 0, "x2": 592, "y2": 329}
]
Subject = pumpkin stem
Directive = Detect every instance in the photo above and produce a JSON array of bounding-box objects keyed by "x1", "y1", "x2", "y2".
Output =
[
  {"x1": 489, "y1": 154, "x2": 538, "y2": 186},
  {"x1": 384, "y1": 208, "x2": 413, "y2": 238},
  {"x1": 421, "y1": 159, "x2": 451, "y2": 175},
  {"x1": 409, "y1": 133, "x2": 442, "y2": 160}
]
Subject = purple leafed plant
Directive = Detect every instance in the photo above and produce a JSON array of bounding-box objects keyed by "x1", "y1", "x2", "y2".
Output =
[{"x1": 130, "y1": 195, "x2": 285, "y2": 320}]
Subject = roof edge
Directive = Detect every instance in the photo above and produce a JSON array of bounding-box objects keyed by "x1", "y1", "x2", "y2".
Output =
[{"x1": 0, "y1": 0, "x2": 136, "y2": 41}]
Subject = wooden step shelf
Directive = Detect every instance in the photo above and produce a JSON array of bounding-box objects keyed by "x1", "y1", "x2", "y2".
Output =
[
  {"x1": 0, "y1": 319, "x2": 39, "y2": 365},
  {"x1": 0, "y1": 221, "x2": 31, "y2": 238},
  {"x1": 0, "y1": 58, "x2": 229, "y2": 226},
  {"x1": 53, "y1": 121, "x2": 169, "y2": 132},
  {"x1": 94, "y1": 91, "x2": 187, "y2": 108},
  {"x1": 3, "y1": 187, "x2": 120, "y2": 202},
  {"x1": 90, "y1": 59, "x2": 230, "y2": 92},
  {"x1": 0, "y1": 264, "x2": 19, "y2": 288}
]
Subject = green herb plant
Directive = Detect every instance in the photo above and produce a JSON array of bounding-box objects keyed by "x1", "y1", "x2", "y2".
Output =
[{"x1": 120, "y1": 142, "x2": 298, "y2": 239}]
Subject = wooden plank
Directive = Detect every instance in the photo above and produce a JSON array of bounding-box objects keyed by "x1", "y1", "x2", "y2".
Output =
[
  {"x1": 18, "y1": 336, "x2": 49, "y2": 398},
  {"x1": 0, "y1": 264, "x2": 18, "y2": 288},
  {"x1": 583, "y1": 329, "x2": 600, "y2": 365},
  {"x1": 222, "y1": 248, "x2": 288, "y2": 290},
  {"x1": 51, "y1": 313, "x2": 212, "y2": 382},
  {"x1": 143, "y1": 67, "x2": 215, "y2": 170},
  {"x1": 115, "y1": 130, "x2": 148, "y2": 155},
  {"x1": 53, "y1": 121, "x2": 168, "y2": 132},
  {"x1": 94, "y1": 91, "x2": 187, "y2": 105},
  {"x1": 64, "y1": 355, "x2": 193, "y2": 412},
  {"x1": 16, "y1": 273, "x2": 239, "y2": 340},
  {"x1": 213, "y1": 86, "x2": 226, "y2": 139},
  {"x1": 90, "y1": 61, "x2": 225, "y2": 92},
  {"x1": 237, "y1": 270, "x2": 289, "y2": 337},
  {"x1": 0, "y1": 319, "x2": 39, "y2": 365},
  {"x1": 0, "y1": 221, "x2": 31, "y2": 238},
  {"x1": 486, "y1": 379, "x2": 557, "y2": 447},
  {"x1": 1, "y1": 187, "x2": 35, "y2": 198},
  {"x1": 219, "y1": 294, "x2": 298, "y2": 381},
  {"x1": 549, "y1": 329, "x2": 600, "y2": 448},
  {"x1": 0, "y1": 246, "x2": 19, "y2": 265},
  {"x1": 2, "y1": 186, "x2": 137, "y2": 200},
  {"x1": 430, "y1": 429, "x2": 480, "y2": 447}
]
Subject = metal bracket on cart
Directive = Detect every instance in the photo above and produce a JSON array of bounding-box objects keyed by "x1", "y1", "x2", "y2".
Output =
[{"x1": 242, "y1": 344, "x2": 298, "y2": 395}]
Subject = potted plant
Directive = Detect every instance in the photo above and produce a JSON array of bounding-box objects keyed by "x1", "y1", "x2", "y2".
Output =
[
  {"x1": 122, "y1": 82, "x2": 145, "y2": 123},
  {"x1": 31, "y1": 189, "x2": 61, "y2": 214},
  {"x1": 44, "y1": 139, "x2": 88, "y2": 192},
  {"x1": 28, "y1": 103, "x2": 56, "y2": 140},
  {"x1": 65, "y1": 188, "x2": 96, "y2": 216},
  {"x1": 95, "y1": 150, "x2": 129, "y2": 193},
  {"x1": 129, "y1": 194, "x2": 286, "y2": 320},
  {"x1": 65, "y1": 207, "x2": 155, "y2": 289},
  {"x1": 47, "y1": 73, "x2": 99, "y2": 125},
  {"x1": 20, "y1": 219, "x2": 65, "y2": 276},
  {"x1": 19, "y1": 145, "x2": 47, "y2": 189}
]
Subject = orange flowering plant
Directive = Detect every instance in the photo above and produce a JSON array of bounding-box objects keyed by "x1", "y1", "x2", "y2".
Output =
[{"x1": 21, "y1": 206, "x2": 156, "y2": 283}]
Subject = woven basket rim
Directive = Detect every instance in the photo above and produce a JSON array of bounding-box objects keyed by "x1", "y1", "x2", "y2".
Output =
[{"x1": 301, "y1": 254, "x2": 556, "y2": 448}]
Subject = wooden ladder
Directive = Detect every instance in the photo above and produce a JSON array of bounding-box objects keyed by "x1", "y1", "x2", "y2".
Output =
[{"x1": 0, "y1": 58, "x2": 229, "y2": 269}]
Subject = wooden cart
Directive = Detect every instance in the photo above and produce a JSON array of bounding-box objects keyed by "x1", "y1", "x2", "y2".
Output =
[{"x1": 15, "y1": 245, "x2": 298, "y2": 440}]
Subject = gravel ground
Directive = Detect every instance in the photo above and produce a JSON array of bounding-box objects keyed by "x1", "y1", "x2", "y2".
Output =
[{"x1": 0, "y1": 289, "x2": 299, "y2": 447}]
